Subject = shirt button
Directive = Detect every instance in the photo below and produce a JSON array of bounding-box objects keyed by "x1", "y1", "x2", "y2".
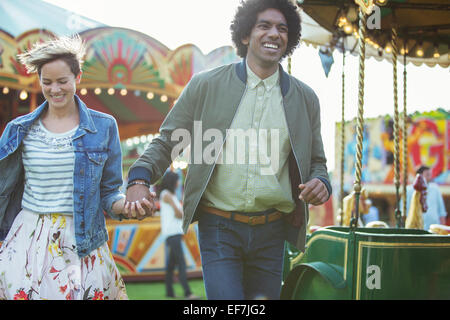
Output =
[
  {"x1": 80, "y1": 195, "x2": 84, "y2": 200},
  {"x1": 80, "y1": 169, "x2": 84, "y2": 175}
]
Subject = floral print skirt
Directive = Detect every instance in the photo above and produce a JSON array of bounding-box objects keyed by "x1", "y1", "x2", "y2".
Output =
[{"x1": 0, "y1": 209, "x2": 128, "y2": 300}]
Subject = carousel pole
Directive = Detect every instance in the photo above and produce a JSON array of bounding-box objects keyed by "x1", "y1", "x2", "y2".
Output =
[
  {"x1": 288, "y1": 55, "x2": 292, "y2": 75},
  {"x1": 339, "y1": 50, "x2": 346, "y2": 226},
  {"x1": 402, "y1": 51, "x2": 408, "y2": 226},
  {"x1": 350, "y1": 7, "x2": 368, "y2": 229},
  {"x1": 392, "y1": 28, "x2": 402, "y2": 228}
]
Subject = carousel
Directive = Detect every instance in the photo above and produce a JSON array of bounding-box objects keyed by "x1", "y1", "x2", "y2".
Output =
[{"x1": 282, "y1": 0, "x2": 450, "y2": 299}]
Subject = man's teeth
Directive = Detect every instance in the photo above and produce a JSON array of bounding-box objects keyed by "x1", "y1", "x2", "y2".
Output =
[{"x1": 264, "y1": 43, "x2": 279, "y2": 49}]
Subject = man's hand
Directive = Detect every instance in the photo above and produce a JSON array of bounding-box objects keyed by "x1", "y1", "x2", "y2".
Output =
[
  {"x1": 125, "y1": 181, "x2": 157, "y2": 220},
  {"x1": 298, "y1": 178, "x2": 329, "y2": 206}
]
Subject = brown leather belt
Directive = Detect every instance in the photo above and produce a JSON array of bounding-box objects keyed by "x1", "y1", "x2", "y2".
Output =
[{"x1": 199, "y1": 205, "x2": 283, "y2": 226}]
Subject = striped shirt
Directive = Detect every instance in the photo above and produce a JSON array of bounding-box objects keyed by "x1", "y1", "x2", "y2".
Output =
[{"x1": 21, "y1": 119, "x2": 78, "y2": 215}]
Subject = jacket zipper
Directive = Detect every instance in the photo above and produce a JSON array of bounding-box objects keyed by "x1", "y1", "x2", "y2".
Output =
[{"x1": 281, "y1": 99, "x2": 307, "y2": 215}]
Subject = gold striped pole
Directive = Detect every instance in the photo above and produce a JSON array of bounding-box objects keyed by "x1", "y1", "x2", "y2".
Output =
[
  {"x1": 339, "y1": 51, "x2": 346, "y2": 226},
  {"x1": 392, "y1": 28, "x2": 402, "y2": 228},
  {"x1": 402, "y1": 51, "x2": 408, "y2": 227},
  {"x1": 351, "y1": 7, "x2": 367, "y2": 229}
]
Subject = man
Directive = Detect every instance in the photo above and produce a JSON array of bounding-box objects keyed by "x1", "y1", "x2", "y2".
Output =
[
  {"x1": 405, "y1": 165, "x2": 447, "y2": 230},
  {"x1": 125, "y1": 0, "x2": 331, "y2": 299}
]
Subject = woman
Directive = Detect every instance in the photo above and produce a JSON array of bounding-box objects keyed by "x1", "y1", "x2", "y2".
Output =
[
  {"x1": 159, "y1": 171, "x2": 195, "y2": 299},
  {"x1": 0, "y1": 35, "x2": 135, "y2": 300}
]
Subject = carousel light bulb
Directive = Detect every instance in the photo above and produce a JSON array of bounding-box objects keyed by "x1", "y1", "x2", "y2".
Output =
[
  {"x1": 133, "y1": 137, "x2": 140, "y2": 145},
  {"x1": 126, "y1": 139, "x2": 133, "y2": 147},
  {"x1": 120, "y1": 89, "x2": 127, "y2": 96},
  {"x1": 161, "y1": 95, "x2": 168, "y2": 102},
  {"x1": 376, "y1": 0, "x2": 388, "y2": 6},
  {"x1": 338, "y1": 15, "x2": 348, "y2": 28},
  {"x1": 433, "y1": 46, "x2": 440, "y2": 58},
  {"x1": 94, "y1": 88, "x2": 101, "y2": 95},
  {"x1": 2, "y1": 87, "x2": 9, "y2": 94},
  {"x1": 140, "y1": 135, "x2": 147, "y2": 143},
  {"x1": 416, "y1": 47, "x2": 424, "y2": 57},
  {"x1": 107, "y1": 88, "x2": 115, "y2": 95},
  {"x1": 19, "y1": 90, "x2": 28, "y2": 100},
  {"x1": 80, "y1": 88, "x2": 87, "y2": 95},
  {"x1": 146, "y1": 92, "x2": 154, "y2": 100},
  {"x1": 343, "y1": 23, "x2": 353, "y2": 35},
  {"x1": 385, "y1": 44, "x2": 393, "y2": 53}
]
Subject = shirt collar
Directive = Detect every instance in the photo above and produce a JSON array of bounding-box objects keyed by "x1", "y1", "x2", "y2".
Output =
[{"x1": 246, "y1": 61, "x2": 279, "y2": 91}]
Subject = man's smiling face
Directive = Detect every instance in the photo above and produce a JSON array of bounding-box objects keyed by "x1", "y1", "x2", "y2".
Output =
[{"x1": 242, "y1": 8, "x2": 288, "y2": 72}]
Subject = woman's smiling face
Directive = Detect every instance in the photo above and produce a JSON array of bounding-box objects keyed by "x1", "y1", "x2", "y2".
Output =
[{"x1": 39, "y1": 59, "x2": 81, "y2": 110}]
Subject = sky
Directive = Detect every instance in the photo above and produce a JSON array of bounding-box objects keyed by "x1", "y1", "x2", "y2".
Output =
[{"x1": 42, "y1": 0, "x2": 449, "y2": 171}]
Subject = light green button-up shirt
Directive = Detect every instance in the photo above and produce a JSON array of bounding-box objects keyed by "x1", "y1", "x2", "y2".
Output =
[{"x1": 201, "y1": 63, "x2": 295, "y2": 213}]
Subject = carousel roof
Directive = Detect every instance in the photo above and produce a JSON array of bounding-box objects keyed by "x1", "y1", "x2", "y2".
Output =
[{"x1": 297, "y1": 0, "x2": 450, "y2": 67}]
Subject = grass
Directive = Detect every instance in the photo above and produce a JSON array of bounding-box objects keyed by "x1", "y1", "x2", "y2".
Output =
[{"x1": 125, "y1": 279, "x2": 206, "y2": 300}]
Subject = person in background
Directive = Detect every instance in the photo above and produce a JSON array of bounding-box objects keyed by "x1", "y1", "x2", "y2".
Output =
[
  {"x1": 0, "y1": 35, "x2": 133, "y2": 300},
  {"x1": 362, "y1": 199, "x2": 380, "y2": 225},
  {"x1": 159, "y1": 171, "x2": 197, "y2": 299},
  {"x1": 405, "y1": 165, "x2": 447, "y2": 230}
]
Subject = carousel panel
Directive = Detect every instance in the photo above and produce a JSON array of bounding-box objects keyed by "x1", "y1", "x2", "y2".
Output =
[
  {"x1": 106, "y1": 217, "x2": 202, "y2": 281},
  {"x1": 282, "y1": 227, "x2": 450, "y2": 300}
]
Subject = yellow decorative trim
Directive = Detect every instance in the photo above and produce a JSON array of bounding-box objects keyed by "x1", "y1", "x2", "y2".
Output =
[
  {"x1": 290, "y1": 233, "x2": 349, "y2": 280},
  {"x1": 356, "y1": 241, "x2": 450, "y2": 299}
]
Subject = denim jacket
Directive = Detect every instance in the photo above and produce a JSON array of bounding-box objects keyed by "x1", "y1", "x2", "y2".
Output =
[{"x1": 0, "y1": 95, "x2": 124, "y2": 257}]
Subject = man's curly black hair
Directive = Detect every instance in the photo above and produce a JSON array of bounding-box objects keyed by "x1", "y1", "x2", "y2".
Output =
[{"x1": 230, "y1": 0, "x2": 302, "y2": 59}]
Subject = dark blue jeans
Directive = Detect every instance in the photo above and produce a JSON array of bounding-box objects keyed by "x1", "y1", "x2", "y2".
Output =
[
  {"x1": 165, "y1": 234, "x2": 192, "y2": 297},
  {"x1": 198, "y1": 212, "x2": 286, "y2": 300}
]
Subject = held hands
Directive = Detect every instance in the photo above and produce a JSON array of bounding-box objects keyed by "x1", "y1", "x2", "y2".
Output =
[
  {"x1": 123, "y1": 181, "x2": 157, "y2": 220},
  {"x1": 298, "y1": 178, "x2": 329, "y2": 206}
]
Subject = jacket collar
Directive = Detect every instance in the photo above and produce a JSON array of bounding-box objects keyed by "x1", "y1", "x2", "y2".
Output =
[
  {"x1": 15, "y1": 95, "x2": 97, "y2": 134},
  {"x1": 235, "y1": 58, "x2": 290, "y2": 97}
]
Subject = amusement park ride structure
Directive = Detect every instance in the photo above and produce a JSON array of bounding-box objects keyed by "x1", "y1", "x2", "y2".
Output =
[{"x1": 281, "y1": 0, "x2": 450, "y2": 299}]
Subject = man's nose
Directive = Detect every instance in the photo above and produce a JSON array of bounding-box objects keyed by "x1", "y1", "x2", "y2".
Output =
[{"x1": 267, "y1": 26, "x2": 280, "y2": 39}]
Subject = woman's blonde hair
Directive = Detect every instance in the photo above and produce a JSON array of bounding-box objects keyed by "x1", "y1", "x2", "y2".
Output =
[{"x1": 17, "y1": 35, "x2": 86, "y2": 77}]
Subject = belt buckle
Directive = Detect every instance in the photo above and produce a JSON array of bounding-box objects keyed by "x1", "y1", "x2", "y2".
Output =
[{"x1": 248, "y1": 216, "x2": 259, "y2": 226}]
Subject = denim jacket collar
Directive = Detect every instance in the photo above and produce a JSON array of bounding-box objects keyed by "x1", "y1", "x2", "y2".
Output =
[{"x1": 14, "y1": 95, "x2": 97, "y2": 134}]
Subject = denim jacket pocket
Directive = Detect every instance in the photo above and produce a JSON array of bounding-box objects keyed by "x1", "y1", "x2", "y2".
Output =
[
  {"x1": 86, "y1": 151, "x2": 107, "y2": 166},
  {"x1": 86, "y1": 151, "x2": 108, "y2": 186}
]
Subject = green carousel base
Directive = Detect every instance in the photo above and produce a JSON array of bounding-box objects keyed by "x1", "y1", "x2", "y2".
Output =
[{"x1": 281, "y1": 227, "x2": 450, "y2": 300}]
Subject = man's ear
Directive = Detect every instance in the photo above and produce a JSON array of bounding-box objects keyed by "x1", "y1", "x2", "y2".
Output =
[{"x1": 241, "y1": 37, "x2": 249, "y2": 46}]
